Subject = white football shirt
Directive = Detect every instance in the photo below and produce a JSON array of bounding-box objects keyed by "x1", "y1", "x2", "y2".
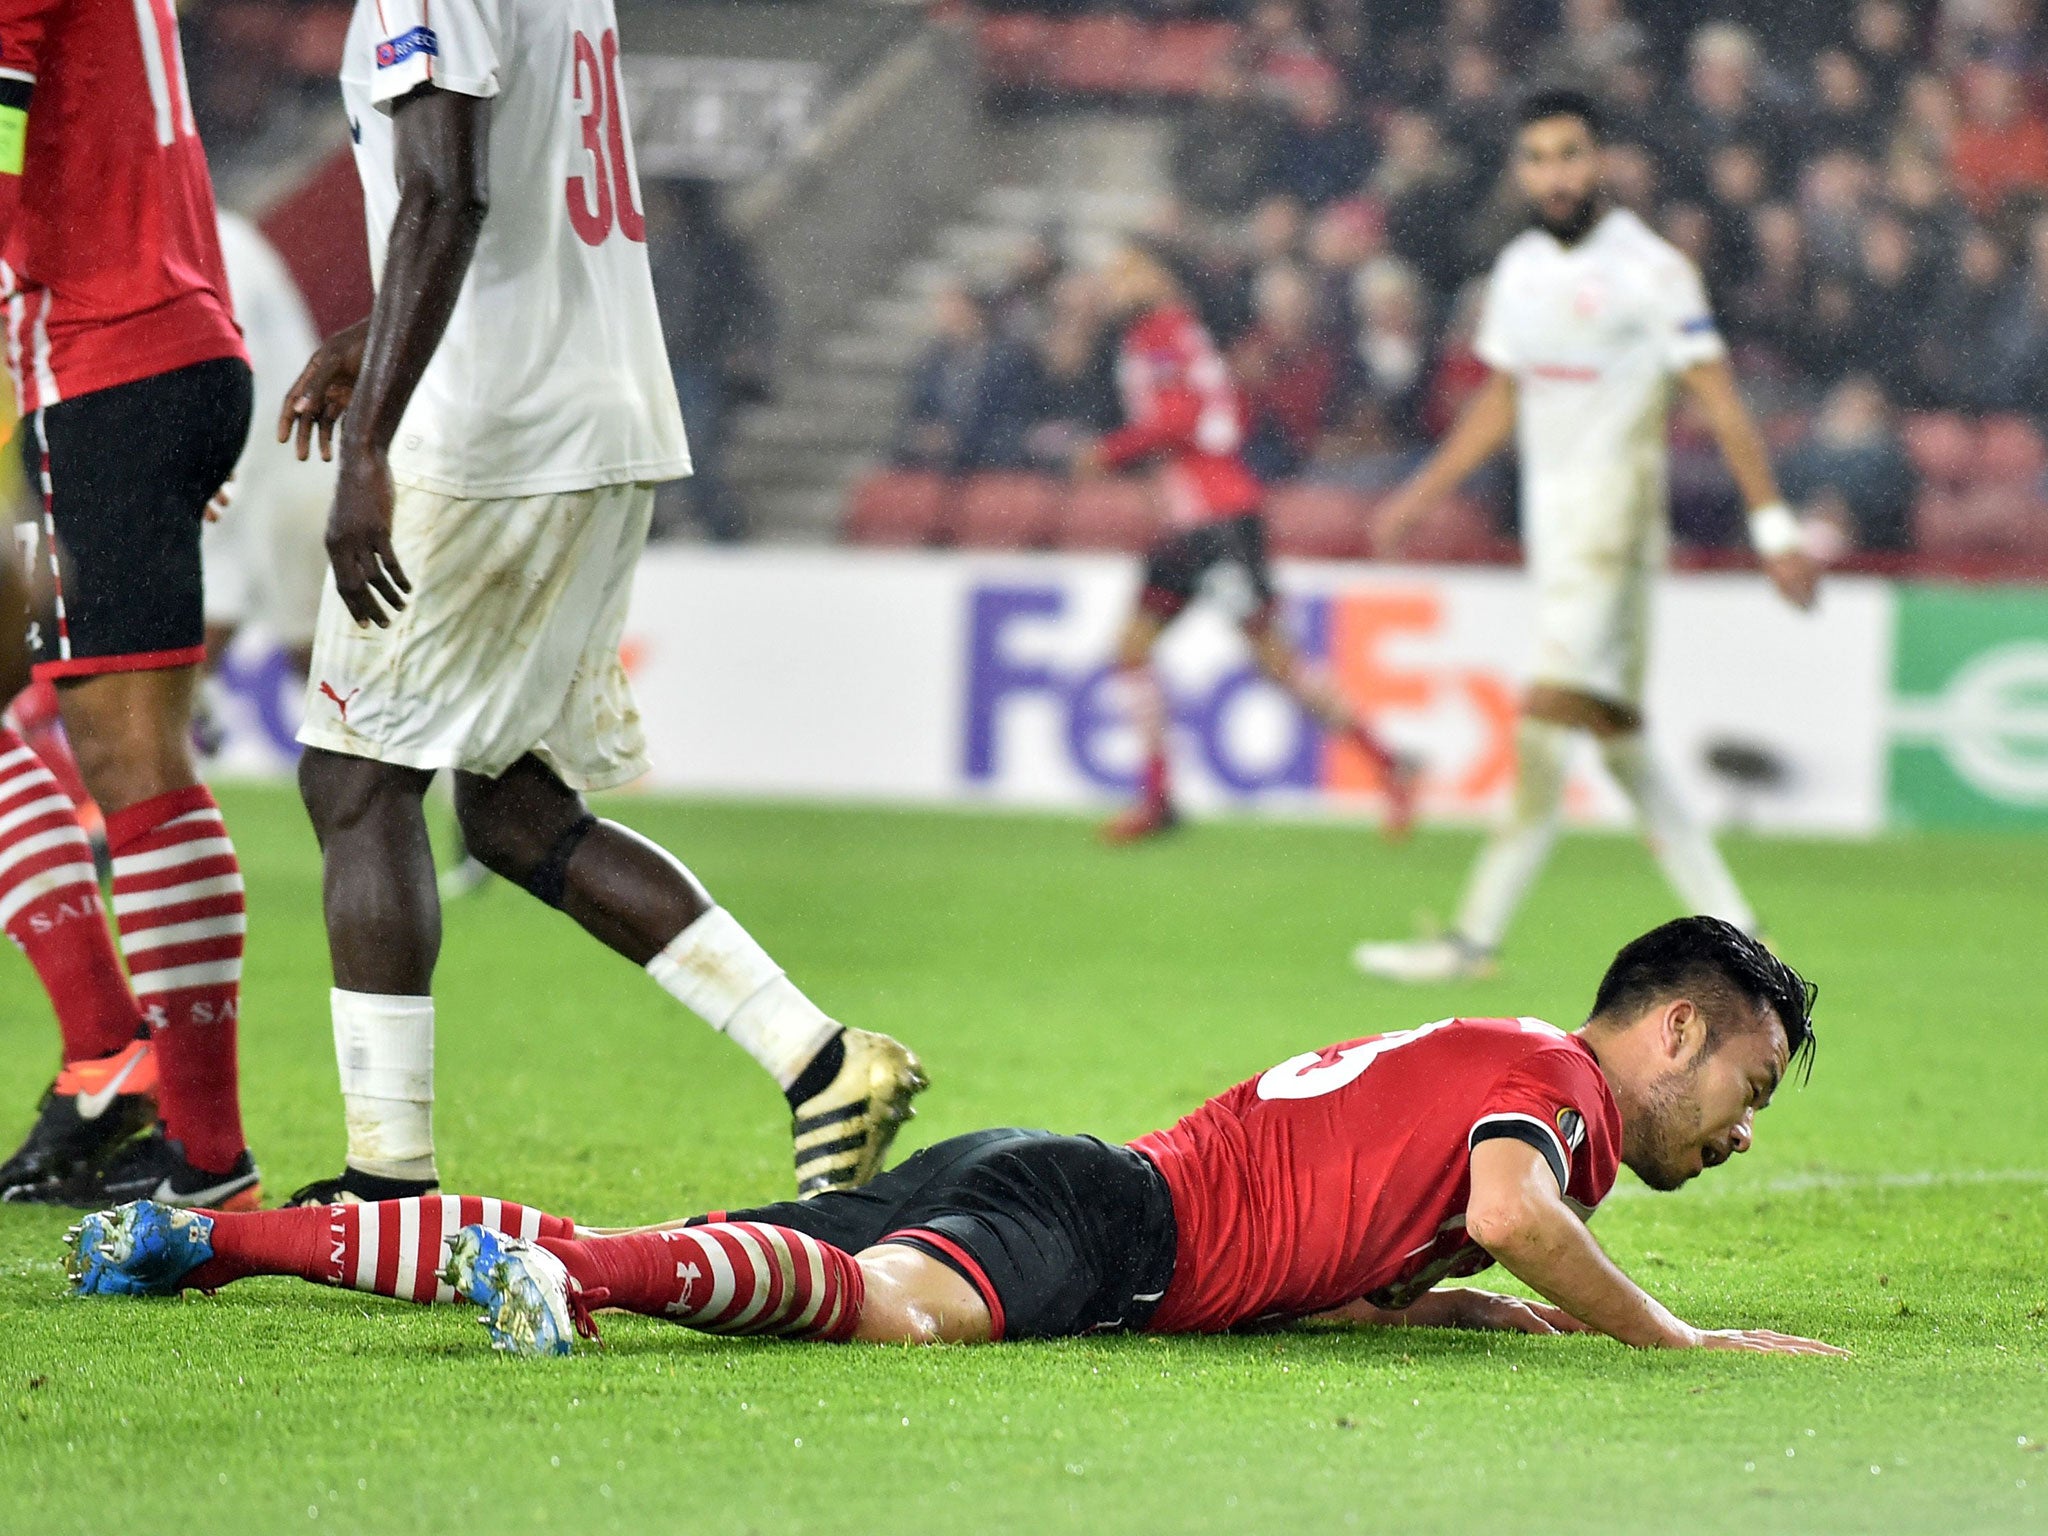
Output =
[
  {"x1": 342, "y1": 0, "x2": 691, "y2": 499},
  {"x1": 1475, "y1": 208, "x2": 1724, "y2": 576}
]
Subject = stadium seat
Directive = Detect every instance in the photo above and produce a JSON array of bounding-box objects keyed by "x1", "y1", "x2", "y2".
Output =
[
  {"x1": 1900, "y1": 411, "x2": 1975, "y2": 488},
  {"x1": 1400, "y1": 494, "x2": 1516, "y2": 564},
  {"x1": 1130, "y1": 22, "x2": 1241, "y2": 97},
  {"x1": 1049, "y1": 16, "x2": 1147, "y2": 96},
  {"x1": 1974, "y1": 414, "x2": 2048, "y2": 486},
  {"x1": 976, "y1": 13, "x2": 1057, "y2": 87},
  {"x1": 953, "y1": 473, "x2": 1063, "y2": 549},
  {"x1": 844, "y1": 469, "x2": 951, "y2": 547},
  {"x1": 1265, "y1": 485, "x2": 1372, "y2": 559},
  {"x1": 1913, "y1": 484, "x2": 2048, "y2": 559},
  {"x1": 1056, "y1": 479, "x2": 1164, "y2": 552}
]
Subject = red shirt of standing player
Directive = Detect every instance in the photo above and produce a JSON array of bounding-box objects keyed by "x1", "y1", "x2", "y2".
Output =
[
  {"x1": 1079, "y1": 238, "x2": 1414, "y2": 845},
  {"x1": 0, "y1": 0, "x2": 260, "y2": 1209}
]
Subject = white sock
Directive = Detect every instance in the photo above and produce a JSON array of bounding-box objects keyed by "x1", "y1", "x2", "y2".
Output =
[
  {"x1": 1454, "y1": 718, "x2": 1571, "y2": 951},
  {"x1": 331, "y1": 989, "x2": 437, "y2": 1182},
  {"x1": 646, "y1": 906, "x2": 840, "y2": 1089},
  {"x1": 1598, "y1": 734, "x2": 1760, "y2": 934}
]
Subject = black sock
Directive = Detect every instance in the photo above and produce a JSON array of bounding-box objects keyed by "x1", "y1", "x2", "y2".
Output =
[{"x1": 784, "y1": 1031, "x2": 847, "y2": 1110}]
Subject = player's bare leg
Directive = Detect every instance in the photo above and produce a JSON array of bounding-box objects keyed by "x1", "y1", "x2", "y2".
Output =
[
  {"x1": 448, "y1": 754, "x2": 925, "y2": 1198},
  {"x1": 1245, "y1": 619, "x2": 1418, "y2": 840},
  {"x1": 1099, "y1": 610, "x2": 1180, "y2": 844},
  {"x1": 37, "y1": 666, "x2": 256, "y2": 1205}
]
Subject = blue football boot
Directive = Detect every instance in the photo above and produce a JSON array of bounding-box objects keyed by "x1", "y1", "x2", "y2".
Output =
[
  {"x1": 443, "y1": 1224, "x2": 592, "y2": 1357},
  {"x1": 66, "y1": 1200, "x2": 215, "y2": 1296}
]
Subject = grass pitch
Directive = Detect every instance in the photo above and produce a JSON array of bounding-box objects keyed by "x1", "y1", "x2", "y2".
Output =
[{"x1": 2, "y1": 786, "x2": 2045, "y2": 1534}]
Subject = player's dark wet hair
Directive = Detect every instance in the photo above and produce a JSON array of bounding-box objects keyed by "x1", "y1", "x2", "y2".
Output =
[
  {"x1": 1589, "y1": 917, "x2": 1817, "y2": 1082},
  {"x1": 1519, "y1": 87, "x2": 1605, "y2": 141}
]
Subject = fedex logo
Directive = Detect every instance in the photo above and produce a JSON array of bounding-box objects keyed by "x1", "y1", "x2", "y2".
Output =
[
  {"x1": 962, "y1": 583, "x2": 1518, "y2": 805},
  {"x1": 376, "y1": 26, "x2": 437, "y2": 69}
]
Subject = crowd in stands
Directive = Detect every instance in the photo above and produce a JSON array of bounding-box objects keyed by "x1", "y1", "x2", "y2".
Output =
[{"x1": 898, "y1": 0, "x2": 2048, "y2": 559}]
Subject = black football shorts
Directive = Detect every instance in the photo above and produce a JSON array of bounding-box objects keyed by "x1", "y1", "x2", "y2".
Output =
[
  {"x1": 1138, "y1": 510, "x2": 1276, "y2": 627},
  {"x1": 15, "y1": 355, "x2": 252, "y2": 680},
  {"x1": 706, "y1": 1128, "x2": 1180, "y2": 1341}
]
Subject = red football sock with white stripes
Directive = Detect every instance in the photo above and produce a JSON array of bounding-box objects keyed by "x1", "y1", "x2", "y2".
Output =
[
  {"x1": 185, "y1": 1195, "x2": 575, "y2": 1301},
  {"x1": 106, "y1": 786, "x2": 248, "y2": 1173},
  {"x1": 538, "y1": 1222, "x2": 866, "y2": 1342},
  {"x1": 0, "y1": 726, "x2": 141, "y2": 1062}
]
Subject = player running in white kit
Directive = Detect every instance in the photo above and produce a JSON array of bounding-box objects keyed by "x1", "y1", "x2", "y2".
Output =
[
  {"x1": 1354, "y1": 89, "x2": 1822, "y2": 984},
  {"x1": 278, "y1": 0, "x2": 925, "y2": 1206}
]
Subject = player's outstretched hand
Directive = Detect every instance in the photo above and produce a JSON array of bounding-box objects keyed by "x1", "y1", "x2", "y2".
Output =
[
  {"x1": 327, "y1": 447, "x2": 410, "y2": 629},
  {"x1": 1453, "y1": 1289, "x2": 1597, "y2": 1336},
  {"x1": 1695, "y1": 1327, "x2": 1849, "y2": 1357},
  {"x1": 1763, "y1": 550, "x2": 1821, "y2": 611},
  {"x1": 281, "y1": 319, "x2": 371, "y2": 463}
]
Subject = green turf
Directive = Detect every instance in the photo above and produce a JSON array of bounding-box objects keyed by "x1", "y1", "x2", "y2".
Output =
[{"x1": 2, "y1": 787, "x2": 2044, "y2": 1534}]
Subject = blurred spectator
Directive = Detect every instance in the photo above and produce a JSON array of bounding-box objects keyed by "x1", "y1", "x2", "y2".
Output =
[
  {"x1": 1979, "y1": 212, "x2": 2048, "y2": 412},
  {"x1": 1798, "y1": 148, "x2": 1877, "y2": 274},
  {"x1": 1440, "y1": 43, "x2": 1514, "y2": 187},
  {"x1": 1948, "y1": 62, "x2": 2048, "y2": 215},
  {"x1": 1369, "y1": 109, "x2": 1476, "y2": 296},
  {"x1": 1666, "y1": 25, "x2": 1792, "y2": 194},
  {"x1": 1920, "y1": 222, "x2": 2020, "y2": 409},
  {"x1": 1232, "y1": 262, "x2": 1347, "y2": 479},
  {"x1": 1174, "y1": 66, "x2": 1286, "y2": 220},
  {"x1": 1265, "y1": 67, "x2": 1376, "y2": 207},
  {"x1": 646, "y1": 181, "x2": 774, "y2": 543},
  {"x1": 1302, "y1": 198, "x2": 1383, "y2": 337},
  {"x1": 1839, "y1": 211, "x2": 1933, "y2": 402},
  {"x1": 1893, "y1": 70, "x2": 1960, "y2": 163},
  {"x1": 1808, "y1": 47, "x2": 1887, "y2": 158},
  {"x1": 1778, "y1": 375, "x2": 1920, "y2": 550},
  {"x1": 1024, "y1": 272, "x2": 1122, "y2": 466},
  {"x1": 1531, "y1": 0, "x2": 1649, "y2": 87},
  {"x1": 992, "y1": 229, "x2": 1066, "y2": 343},
  {"x1": 1851, "y1": 0, "x2": 1917, "y2": 110},
  {"x1": 1347, "y1": 255, "x2": 1431, "y2": 440},
  {"x1": 893, "y1": 285, "x2": 1037, "y2": 473}
]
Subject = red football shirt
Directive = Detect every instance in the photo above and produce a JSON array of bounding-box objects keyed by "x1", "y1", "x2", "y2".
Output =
[
  {"x1": 0, "y1": 0, "x2": 244, "y2": 412},
  {"x1": 1130, "y1": 1016, "x2": 1623, "y2": 1334},
  {"x1": 1099, "y1": 302, "x2": 1264, "y2": 526}
]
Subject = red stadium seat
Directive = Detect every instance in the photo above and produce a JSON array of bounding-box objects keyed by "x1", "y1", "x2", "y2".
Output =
[
  {"x1": 1049, "y1": 16, "x2": 1147, "y2": 96},
  {"x1": 1913, "y1": 484, "x2": 2048, "y2": 558},
  {"x1": 976, "y1": 13, "x2": 1057, "y2": 87},
  {"x1": 1056, "y1": 479, "x2": 1163, "y2": 552},
  {"x1": 1264, "y1": 485, "x2": 1372, "y2": 560},
  {"x1": 1400, "y1": 494, "x2": 1516, "y2": 564},
  {"x1": 843, "y1": 470, "x2": 950, "y2": 547},
  {"x1": 1129, "y1": 22, "x2": 1241, "y2": 98},
  {"x1": 953, "y1": 473, "x2": 1062, "y2": 550},
  {"x1": 1900, "y1": 411, "x2": 1975, "y2": 488},
  {"x1": 1974, "y1": 414, "x2": 2048, "y2": 486}
]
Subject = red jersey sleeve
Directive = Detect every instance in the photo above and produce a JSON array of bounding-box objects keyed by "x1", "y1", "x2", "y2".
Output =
[
  {"x1": 1468, "y1": 1044, "x2": 1620, "y2": 1209},
  {"x1": 0, "y1": 0, "x2": 60, "y2": 244},
  {"x1": 1098, "y1": 382, "x2": 1205, "y2": 467}
]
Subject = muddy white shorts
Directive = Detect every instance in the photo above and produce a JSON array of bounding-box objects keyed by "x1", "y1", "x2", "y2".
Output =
[{"x1": 297, "y1": 481, "x2": 653, "y2": 790}]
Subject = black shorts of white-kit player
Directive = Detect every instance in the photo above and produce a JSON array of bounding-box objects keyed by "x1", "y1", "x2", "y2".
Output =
[
  {"x1": 699, "y1": 1128, "x2": 1180, "y2": 1341},
  {"x1": 14, "y1": 356, "x2": 252, "y2": 680}
]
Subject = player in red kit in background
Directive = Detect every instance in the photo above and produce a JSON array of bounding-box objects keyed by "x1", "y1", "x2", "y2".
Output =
[
  {"x1": 1079, "y1": 239, "x2": 1416, "y2": 844},
  {"x1": 76, "y1": 918, "x2": 1843, "y2": 1363},
  {"x1": 0, "y1": 0, "x2": 259, "y2": 1209}
]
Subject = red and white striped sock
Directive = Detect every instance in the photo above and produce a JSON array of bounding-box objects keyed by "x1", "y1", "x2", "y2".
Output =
[
  {"x1": 106, "y1": 786, "x2": 248, "y2": 1173},
  {"x1": 0, "y1": 725, "x2": 141, "y2": 1063},
  {"x1": 539, "y1": 1222, "x2": 865, "y2": 1342},
  {"x1": 186, "y1": 1195, "x2": 576, "y2": 1301}
]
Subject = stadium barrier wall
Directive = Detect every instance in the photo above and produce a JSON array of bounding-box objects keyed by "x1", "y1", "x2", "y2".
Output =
[{"x1": 204, "y1": 552, "x2": 2048, "y2": 835}]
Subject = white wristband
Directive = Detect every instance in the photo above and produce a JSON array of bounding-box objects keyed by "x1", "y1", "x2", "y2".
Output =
[{"x1": 1747, "y1": 502, "x2": 1802, "y2": 559}]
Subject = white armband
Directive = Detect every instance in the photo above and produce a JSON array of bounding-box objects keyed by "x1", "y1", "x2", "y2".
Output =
[{"x1": 1747, "y1": 502, "x2": 1802, "y2": 559}]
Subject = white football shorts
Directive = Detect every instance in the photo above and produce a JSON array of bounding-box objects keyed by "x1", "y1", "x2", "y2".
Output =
[
  {"x1": 297, "y1": 480, "x2": 653, "y2": 790},
  {"x1": 1528, "y1": 555, "x2": 1655, "y2": 709}
]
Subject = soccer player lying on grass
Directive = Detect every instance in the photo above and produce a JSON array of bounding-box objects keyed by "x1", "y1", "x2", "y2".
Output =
[{"x1": 69, "y1": 918, "x2": 1844, "y2": 1359}]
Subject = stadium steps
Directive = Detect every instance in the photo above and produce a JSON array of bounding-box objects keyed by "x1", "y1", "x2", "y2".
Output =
[{"x1": 729, "y1": 112, "x2": 1174, "y2": 543}]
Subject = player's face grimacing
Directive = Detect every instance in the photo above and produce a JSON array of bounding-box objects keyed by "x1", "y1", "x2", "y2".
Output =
[
  {"x1": 1514, "y1": 115, "x2": 1602, "y2": 242},
  {"x1": 1622, "y1": 1001, "x2": 1790, "y2": 1192}
]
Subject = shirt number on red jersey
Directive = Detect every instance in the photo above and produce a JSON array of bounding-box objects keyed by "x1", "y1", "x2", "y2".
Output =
[
  {"x1": 133, "y1": 0, "x2": 198, "y2": 148},
  {"x1": 566, "y1": 29, "x2": 646, "y2": 247},
  {"x1": 1254, "y1": 1020, "x2": 1457, "y2": 1101}
]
